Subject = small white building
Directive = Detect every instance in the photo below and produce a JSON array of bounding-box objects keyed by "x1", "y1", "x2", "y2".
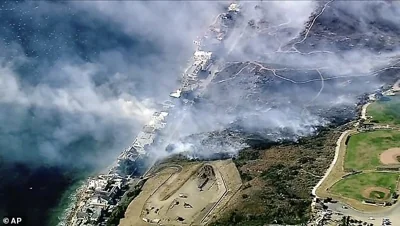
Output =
[
  {"x1": 170, "y1": 89, "x2": 182, "y2": 98},
  {"x1": 88, "y1": 196, "x2": 109, "y2": 207},
  {"x1": 134, "y1": 132, "x2": 155, "y2": 149},
  {"x1": 228, "y1": 3, "x2": 240, "y2": 12},
  {"x1": 126, "y1": 153, "x2": 138, "y2": 162},
  {"x1": 148, "y1": 112, "x2": 168, "y2": 129},
  {"x1": 90, "y1": 206, "x2": 102, "y2": 222},
  {"x1": 194, "y1": 50, "x2": 213, "y2": 71},
  {"x1": 87, "y1": 179, "x2": 108, "y2": 192},
  {"x1": 194, "y1": 50, "x2": 212, "y2": 61}
]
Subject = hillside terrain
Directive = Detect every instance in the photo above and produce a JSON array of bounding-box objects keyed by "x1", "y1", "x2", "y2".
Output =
[
  {"x1": 209, "y1": 127, "x2": 341, "y2": 225},
  {"x1": 163, "y1": 1, "x2": 400, "y2": 225}
]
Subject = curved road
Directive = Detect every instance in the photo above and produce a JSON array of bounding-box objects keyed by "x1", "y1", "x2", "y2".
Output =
[
  {"x1": 311, "y1": 129, "x2": 349, "y2": 196},
  {"x1": 311, "y1": 100, "x2": 400, "y2": 225}
]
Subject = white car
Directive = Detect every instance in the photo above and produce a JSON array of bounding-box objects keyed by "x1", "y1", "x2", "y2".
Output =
[{"x1": 368, "y1": 217, "x2": 374, "y2": 220}]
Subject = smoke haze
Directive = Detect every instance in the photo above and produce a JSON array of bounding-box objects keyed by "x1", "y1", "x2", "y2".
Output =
[
  {"x1": 1, "y1": 1, "x2": 400, "y2": 224},
  {"x1": 1, "y1": 0, "x2": 400, "y2": 166}
]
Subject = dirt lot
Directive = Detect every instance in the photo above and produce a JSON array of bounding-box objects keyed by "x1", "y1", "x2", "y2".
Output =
[
  {"x1": 119, "y1": 160, "x2": 242, "y2": 226},
  {"x1": 380, "y1": 148, "x2": 400, "y2": 165}
]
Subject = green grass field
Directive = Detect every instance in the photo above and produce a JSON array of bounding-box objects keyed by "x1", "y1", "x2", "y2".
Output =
[
  {"x1": 344, "y1": 130, "x2": 400, "y2": 170},
  {"x1": 331, "y1": 172, "x2": 399, "y2": 201},
  {"x1": 367, "y1": 96, "x2": 400, "y2": 125},
  {"x1": 369, "y1": 190, "x2": 386, "y2": 199}
]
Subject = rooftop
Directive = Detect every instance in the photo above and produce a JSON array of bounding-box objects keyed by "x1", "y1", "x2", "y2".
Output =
[
  {"x1": 228, "y1": 3, "x2": 240, "y2": 12},
  {"x1": 170, "y1": 89, "x2": 182, "y2": 98},
  {"x1": 194, "y1": 50, "x2": 212, "y2": 61}
]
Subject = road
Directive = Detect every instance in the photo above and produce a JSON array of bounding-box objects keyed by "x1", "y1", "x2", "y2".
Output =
[
  {"x1": 292, "y1": 0, "x2": 334, "y2": 50},
  {"x1": 200, "y1": 165, "x2": 228, "y2": 224},
  {"x1": 311, "y1": 100, "x2": 400, "y2": 225},
  {"x1": 311, "y1": 129, "x2": 350, "y2": 196},
  {"x1": 361, "y1": 103, "x2": 371, "y2": 120},
  {"x1": 326, "y1": 201, "x2": 400, "y2": 225}
]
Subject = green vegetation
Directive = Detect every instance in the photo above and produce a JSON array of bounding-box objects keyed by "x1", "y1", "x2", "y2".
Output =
[
  {"x1": 344, "y1": 130, "x2": 400, "y2": 170},
  {"x1": 332, "y1": 98, "x2": 400, "y2": 206},
  {"x1": 331, "y1": 172, "x2": 399, "y2": 201},
  {"x1": 211, "y1": 128, "x2": 338, "y2": 226},
  {"x1": 367, "y1": 96, "x2": 400, "y2": 125},
  {"x1": 106, "y1": 180, "x2": 144, "y2": 226}
]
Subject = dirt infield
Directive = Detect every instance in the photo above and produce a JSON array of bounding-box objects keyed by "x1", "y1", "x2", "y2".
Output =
[
  {"x1": 380, "y1": 148, "x2": 400, "y2": 165},
  {"x1": 361, "y1": 186, "x2": 391, "y2": 200}
]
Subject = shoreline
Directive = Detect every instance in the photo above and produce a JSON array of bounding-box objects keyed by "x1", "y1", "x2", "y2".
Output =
[
  {"x1": 58, "y1": 181, "x2": 88, "y2": 226},
  {"x1": 61, "y1": 4, "x2": 240, "y2": 225}
]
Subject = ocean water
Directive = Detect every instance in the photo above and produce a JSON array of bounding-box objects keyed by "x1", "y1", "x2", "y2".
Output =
[
  {"x1": 0, "y1": 1, "x2": 182, "y2": 225},
  {"x1": 0, "y1": 104, "x2": 121, "y2": 225},
  {"x1": 49, "y1": 179, "x2": 85, "y2": 226},
  {"x1": 0, "y1": 163, "x2": 85, "y2": 225}
]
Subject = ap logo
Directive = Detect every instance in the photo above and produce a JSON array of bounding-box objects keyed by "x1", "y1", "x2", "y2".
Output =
[{"x1": 2, "y1": 217, "x2": 22, "y2": 225}]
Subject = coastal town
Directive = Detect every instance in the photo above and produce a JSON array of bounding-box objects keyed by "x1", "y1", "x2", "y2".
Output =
[
  {"x1": 64, "y1": 2, "x2": 400, "y2": 225},
  {"x1": 66, "y1": 3, "x2": 241, "y2": 226},
  {"x1": 4, "y1": 1, "x2": 400, "y2": 226}
]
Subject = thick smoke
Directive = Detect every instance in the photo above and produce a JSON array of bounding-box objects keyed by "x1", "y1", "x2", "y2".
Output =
[
  {"x1": 148, "y1": 1, "x2": 400, "y2": 158},
  {"x1": 1, "y1": 0, "x2": 400, "y2": 166}
]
